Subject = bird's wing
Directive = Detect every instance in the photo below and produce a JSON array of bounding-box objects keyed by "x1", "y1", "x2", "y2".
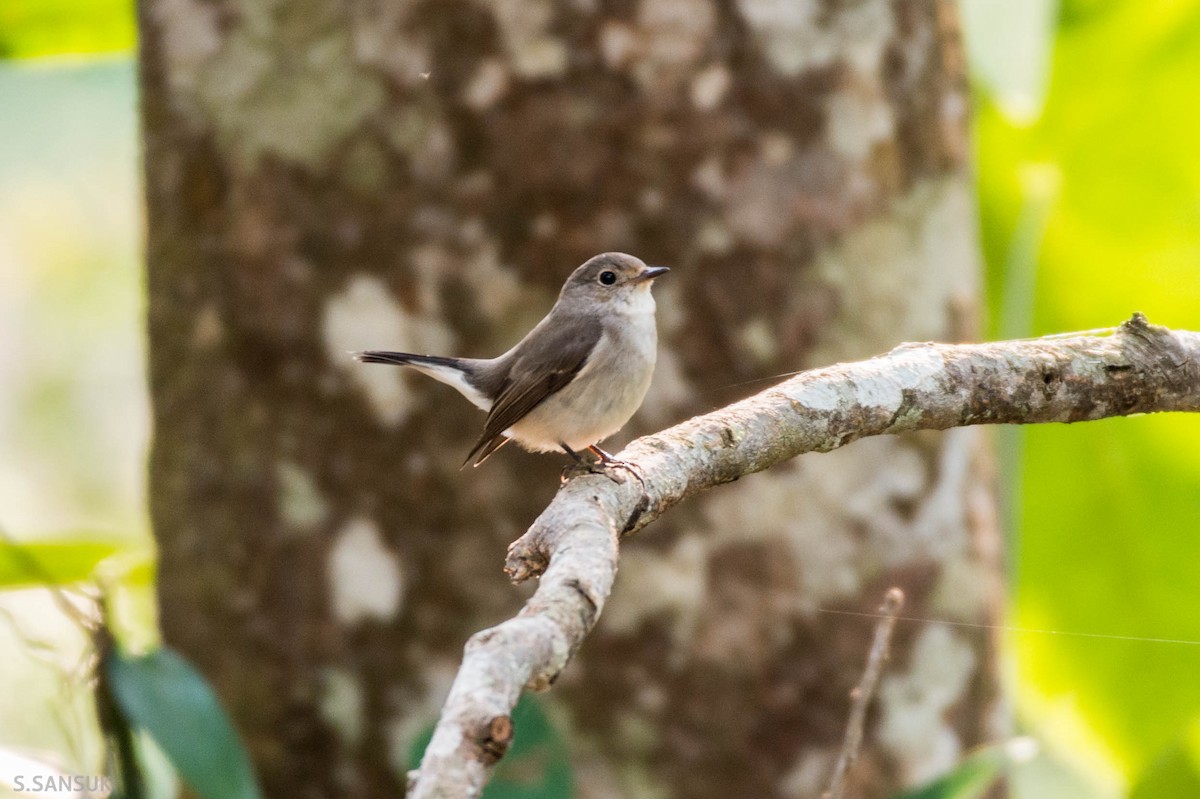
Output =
[{"x1": 464, "y1": 312, "x2": 603, "y2": 466}]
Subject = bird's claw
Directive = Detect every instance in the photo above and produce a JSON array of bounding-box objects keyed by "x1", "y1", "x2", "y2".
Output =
[
  {"x1": 588, "y1": 447, "x2": 644, "y2": 487},
  {"x1": 559, "y1": 446, "x2": 644, "y2": 486},
  {"x1": 603, "y1": 460, "x2": 641, "y2": 485}
]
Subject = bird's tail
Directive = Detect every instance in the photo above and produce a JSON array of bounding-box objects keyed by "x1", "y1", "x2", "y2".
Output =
[
  {"x1": 354, "y1": 351, "x2": 492, "y2": 413},
  {"x1": 354, "y1": 351, "x2": 462, "y2": 369}
]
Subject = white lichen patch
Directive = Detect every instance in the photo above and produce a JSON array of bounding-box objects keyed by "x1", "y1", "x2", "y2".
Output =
[
  {"x1": 640, "y1": 185, "x2": 668, "y2": 215},
  {"x1": 703, "y1": 432, "x2": 969, "y2": 610},
  {"x1": 633, "y1": 0, "x2": 717, "y2": 92},
  {"x1": 488, "y1": 0, "x2": 568, "y2": 78},
  {"x1": 462, "y1": 59, "x2": 511, "y2": 111},
  {"x1": 826, "y1": 85, "x2": 895, "y2": 161},
  {"x1": 690, "y1": 63, "x2": 732, "y2": 111},
  {"x1": 328, "y1": 516, "x2": 405, "y2": 624},
  {"x1": 738, "y1": 317, "x2": 777, "y2": 364},
  {"x1": 599, "y1": 21, "x2": 639, "y2": 69},
  {"x1": 384, "y1": 108, "x2": 456, "y2": 182},
  {"x1": 322, "y1": 273, "x2": 456, "y2": 427},
  {"x1": 722, "y1": 159, "x2": 795, "y2": 247},
  {"x1": 779, "y1": 748, "x2": 838, "y2": 799},
  {"x1": 322, "y1": 275, "x2": 411, "y2": 426},
  {"x1": 836, "y1": 438, "x2": 933, "y2": 566},
  {"x1": 778, "y1": 410, "x2": 968, "y2": 578},
  {"x1": 760, "y1": 131, "x2": 794, "y2": 165},
  {"x1": 192, "y1": 303, "x2": 223, "y2": 349},
  {"x1": 276, "y1": 460, "x2": 328, "y2": 533},
  {"x1": 690, "y1": 155, "x2": 727, "y2": 202},
  {"x1": 634, "y1": 683, "x2": 667, "y2": 714},
  {"x1": 734, "y1": 0, "x2": 820, "y2": 75},
  {"x1": 735, "y1": 0, "x2": 892, "y2": 77},
  {"x1": 319, "y1": 666, "x2": 365, "y2": 747},
  {"x1": 901, "y1": 427, "x2": 975, "y2": 563},
  {"x1": 695, "y1": 219, "x2": 734, "y2": 254},
  {"x1": 350, "y1": 2, "x2": 431, "y2": 87},
  {"x1": 531, "y1": 211, "x2": 559, "y2": 239},
  {"x1": 785, "y1": 379, "x2": 844, "y2": 413},
  {"x1": 194, "y1": 23, "x2": 387, "y2": 168},
  {"x1": 849, "y1": 372, "x2": 905, "y2": 413},
  {"x1": 877, "y1": 624, "x2": 976, "y2": 786},
  {"x1": 807, "y1": 178, "x2": 980, "y2": 365},
  {"x1": 930, "y1": 551, "x2": 990, "y2": 623},
  {"x1": 884, "y1": 345, "x2": 951, "y2": 396},
  {"x1": 838, "y1": 1, "x2": 896, "y2": 75},
  {"x1": 703, "y1": 468, "x2": 862, "y2": 609},
  {"x1": 152, "y1": 0, "x2": 222, "y2": 99},
  {"x1": 603, "y1": 534, "x2": 707, "y2": 646},
  {"x1": 721, "y1": 134, "x2": 847, "y2": 249},
  {"x1": 459, "y1": 242, "x2": 525, "y2": 323}
]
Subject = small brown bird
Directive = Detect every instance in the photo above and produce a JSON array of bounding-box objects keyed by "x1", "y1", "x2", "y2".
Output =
[{"x1": 356, "y1": 252, "x2": 668, "y2": 467}]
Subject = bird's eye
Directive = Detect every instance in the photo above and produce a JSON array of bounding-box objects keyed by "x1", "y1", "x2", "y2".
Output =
[{"x1": 599, "y1": 270, "x2": 617, "y2": 285}]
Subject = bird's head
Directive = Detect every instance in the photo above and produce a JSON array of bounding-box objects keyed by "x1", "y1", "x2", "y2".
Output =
[{"x1": 559, "y1": 252, "x2": 669, "y2": 309}]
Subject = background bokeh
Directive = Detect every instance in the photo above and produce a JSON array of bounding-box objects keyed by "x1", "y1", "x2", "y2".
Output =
[{"x1": 1, "y1": 0, "x2": 1198, "y2": 796}]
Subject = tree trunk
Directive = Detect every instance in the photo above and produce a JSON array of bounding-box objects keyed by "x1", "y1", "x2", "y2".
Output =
[{"x1": 141, "y1": 0, "x2": 1002, "y2": 797}]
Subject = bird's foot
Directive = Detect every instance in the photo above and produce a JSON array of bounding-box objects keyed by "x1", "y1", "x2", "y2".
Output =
[
  {"x1": 560, "y1": 460, "x2": 595, "y2": 484},
  {"x1": 587, "y1": 446, "x2": 645, "y2": 487},
  {"x1": 558, "y1": 443, "x2": 643, "y2": 485},
  {"x1": 559, "y1": 443, "x2": 600, "y2": 484}
]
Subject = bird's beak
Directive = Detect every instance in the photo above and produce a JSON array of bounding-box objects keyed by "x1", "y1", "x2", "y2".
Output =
[{"x1": 635, "y1": 266, "x2": 670, "y2": 283}]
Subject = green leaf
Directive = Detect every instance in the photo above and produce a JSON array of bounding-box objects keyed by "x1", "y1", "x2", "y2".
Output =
[
  {"x1": 0, "y1": 0, "x2": 135, "y2": 60},
  {"x1": 408, "y1": 696, "x2": 573, "y2": 799},
  {"x1": 889, "y1": 749, "x2": 1003, "y2": 799},
  {"x1": 0, "y1": 538, "x2": 125, "y2": 588},
  {"x1": 106, "y1": 647, "x2": 262, "y2": 799}
]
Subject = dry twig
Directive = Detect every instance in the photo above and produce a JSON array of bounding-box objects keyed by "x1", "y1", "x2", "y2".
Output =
[{"x1": 823, "y1": 587, "x2": 905, "y2": 799}]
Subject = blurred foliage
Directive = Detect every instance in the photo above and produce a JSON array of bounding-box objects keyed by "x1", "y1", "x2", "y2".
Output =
[
  {"x1": 0, "y1": 55, "x2": 153, "y2": 796},
  {"x1": 0, "y1": 0, "x2": 135, "y2": 60},
  {"x1": 107, "y1": 647, "x2": 263, "y2": 799},
  {"x1": 0, "y1": 538, "x2": 125, "y2": 588},
  {"x1": 0, "y1": 62, "x2": 145, "y2": 535},
  {"x1": 889, "y1": 745, "x2": 1007, "y2": 799},
  {"x1": 1128, "y1": 720, "x2": 1200, "y2": 799},
  {"x1": 0, "y1": 531, "x2": 244, "y2": 799},
  {"x1": 969, "y1": 1, "x2": 1200, "y2": 797}
]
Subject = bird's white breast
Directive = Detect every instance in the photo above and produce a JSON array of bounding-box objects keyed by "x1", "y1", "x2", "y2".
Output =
[{"x1": 509, "y1": 290, "x2": 658, "y2": 452}]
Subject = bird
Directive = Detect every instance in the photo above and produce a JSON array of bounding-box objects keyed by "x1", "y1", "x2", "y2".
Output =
[{"x1": 355, "y1": 252, "x2": 669, "y2": 468}]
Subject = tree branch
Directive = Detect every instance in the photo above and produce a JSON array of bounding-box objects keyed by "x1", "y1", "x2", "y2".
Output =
[{"x1": 408, "y1": 315, "x2": 1200, "y2": 798}]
